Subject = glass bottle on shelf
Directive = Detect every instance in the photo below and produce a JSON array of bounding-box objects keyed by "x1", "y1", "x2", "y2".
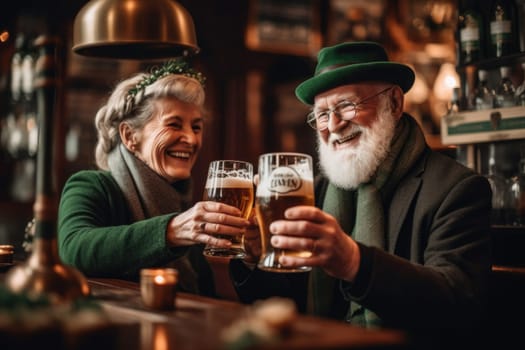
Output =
[
  {"x1": 488, "y1": 0, "x2": 519, "y2": 58},
  {"x1": 4, "y1": 33, "x2": 36, "y2": 202},
  {"x1": 474, "y1": 69, "x2": 495, "y2": 110},
  {"x1": 448, "y1": 87, "x2": 461, "y2": 114},
  {"x1": 458, "y1": 0, "x2": 485, "y2": 65},
  {"x1": 444, "y1": 87, "x2": 461, "y2": 123},
  {"x1": 510, "y1": 169, "x2": 525, "y2": 226},
  {"x1": 9, "y1": 34, "x2": 24, "y2": 103},
  {"x1": 494, "y1": 66, "x2": 516, "y2": 108},
  {"x1": 20, "y1": 37, "x2": 38, "y2": 157},
  {"x1": 515, "y1": 62, "x2": 525, "y2": 106},
  {"x1": 487, "y1": 143, "x2": 512, "y2": 225},
  {"x1": 518, "y1": 0, "x2": 525, "y2": 52},
  {"x1": 509, "y1": 142, "x2": 525, "y2": 226}
]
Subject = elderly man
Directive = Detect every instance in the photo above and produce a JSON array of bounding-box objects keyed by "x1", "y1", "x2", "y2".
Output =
[{"x1": 231, "y1": 42, "x2": 492, "y2": 334}]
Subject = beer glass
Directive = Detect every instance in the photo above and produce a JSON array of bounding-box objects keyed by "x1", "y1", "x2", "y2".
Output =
[
  {"x1": 255, "y1": 152, "x2": 314, "y2": 272},
  {"x1": 203, "y1": 160, "x2": 254, "y2": 259}
]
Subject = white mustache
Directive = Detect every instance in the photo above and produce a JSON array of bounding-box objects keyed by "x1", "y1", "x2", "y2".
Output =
[{"x1": 328, "y1": 126, "x2": 364, "y2": 144}]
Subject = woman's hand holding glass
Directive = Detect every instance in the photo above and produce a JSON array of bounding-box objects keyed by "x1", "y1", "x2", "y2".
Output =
[
  {"x1": 201, "y1": 160, "x2": 255, "y2": 259},
  {"x1": 166, "y1": 201, "x2": 250, "y2": 248}
]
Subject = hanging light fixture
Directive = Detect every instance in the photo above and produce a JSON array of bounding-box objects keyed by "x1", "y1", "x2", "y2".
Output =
[
  {"x1": 433, "y1": 62, "x2": 460, "y2": 102},
  {"x1": 72, "y1": 0, "x2": 199, "y2": 59}
]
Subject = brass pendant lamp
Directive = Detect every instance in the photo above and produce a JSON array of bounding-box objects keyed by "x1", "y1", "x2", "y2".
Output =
[{"x1": 72, "y1": 0, "x2": 199, "y2": 59}]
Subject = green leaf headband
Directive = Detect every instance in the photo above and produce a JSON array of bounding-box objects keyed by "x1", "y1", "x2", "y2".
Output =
[{"x1": 127, "y1": 59, "x2": 206, "y2": 101}]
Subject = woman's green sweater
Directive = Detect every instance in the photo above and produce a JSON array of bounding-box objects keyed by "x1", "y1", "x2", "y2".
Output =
[{"x1": 57, "y1": 170, "x2": 215, "y2": 296}]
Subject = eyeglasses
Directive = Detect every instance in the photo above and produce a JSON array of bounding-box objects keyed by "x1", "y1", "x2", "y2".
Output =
[{"x1": 306, "y1": 86, "x2": 393, "y2": 131}]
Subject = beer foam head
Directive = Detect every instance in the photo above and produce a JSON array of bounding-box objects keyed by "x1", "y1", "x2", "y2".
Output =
[{"x1": 206, "y1": 176, "x2": 253, "y2": 188}]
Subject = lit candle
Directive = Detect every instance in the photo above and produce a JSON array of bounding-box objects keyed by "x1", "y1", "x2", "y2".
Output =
[
  {"x1": 140, "y1": 268, "x2": 178, "y2": 310},
  {"x1": 0, "y1": 245, "x2": 14, "y2": 264}
]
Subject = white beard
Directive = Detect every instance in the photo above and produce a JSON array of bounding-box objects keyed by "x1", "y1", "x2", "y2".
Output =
[{"x1": 317, "y1": 96, "x2": 397, "y2": 189}]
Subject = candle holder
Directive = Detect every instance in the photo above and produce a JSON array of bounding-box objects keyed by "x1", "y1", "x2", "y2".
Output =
[{"x1": 140, "y1": 268, "x2": 178, "y2": 310}]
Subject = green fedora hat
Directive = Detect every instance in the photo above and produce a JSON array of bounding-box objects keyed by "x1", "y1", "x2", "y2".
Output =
[{"x1": 295, "y1": 41, "x2": 415, "y2": 105}]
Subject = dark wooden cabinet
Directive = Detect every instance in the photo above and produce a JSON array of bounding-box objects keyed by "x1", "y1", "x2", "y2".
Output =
[{"x1": 490, "y1": 225, "x2": 525, "y2": 342}]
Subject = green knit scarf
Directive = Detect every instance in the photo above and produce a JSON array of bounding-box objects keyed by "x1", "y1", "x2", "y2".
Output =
[
  {"x1": 108, "y1": 143, "x2": 202, "y2": 293},
  {"x1": 309, "y1": 114, "x2": 427, "y2": 327}
]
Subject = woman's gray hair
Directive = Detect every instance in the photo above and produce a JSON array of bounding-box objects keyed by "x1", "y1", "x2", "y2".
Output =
[{"x1": 94, "y1": 73, "x2": 205, "y2": 170}]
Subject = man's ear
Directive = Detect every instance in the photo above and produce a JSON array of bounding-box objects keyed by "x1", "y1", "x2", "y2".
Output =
[
  {"x1": 119, "y1": 122, "x2": 137, "y2": 152},
  {"x1": 391, "y1": 86, "x2": 404, "y2": 120}
]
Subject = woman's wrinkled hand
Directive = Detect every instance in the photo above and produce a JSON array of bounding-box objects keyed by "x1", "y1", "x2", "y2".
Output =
[{"x1": 166, "y1": 201, "x2": 250, "y2": 248}]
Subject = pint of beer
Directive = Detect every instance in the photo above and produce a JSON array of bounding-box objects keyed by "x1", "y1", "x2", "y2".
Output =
[
  {"x1": 255, "y1": 153, "x2": 314, "y2": 272},
  {"x1": 203, "y1": 160, "x2": 254, "y2": 259}
]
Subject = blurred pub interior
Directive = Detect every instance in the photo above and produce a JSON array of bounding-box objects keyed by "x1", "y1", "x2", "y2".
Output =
[{"x1": 1, "y1": 0, "x2": 525, "y2": 316}]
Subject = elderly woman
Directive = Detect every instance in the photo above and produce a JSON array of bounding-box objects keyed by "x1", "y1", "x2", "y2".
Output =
[{"x1": 58, "y1": 60, "x2": 249, "y2": 296}]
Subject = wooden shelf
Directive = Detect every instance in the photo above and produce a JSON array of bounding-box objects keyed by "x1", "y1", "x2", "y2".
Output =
[
  {"x1": 457, "y1": 52, "x2": 525, "y2": 71},
  {"x1": 441, "y1": 106, "x2": 525, "y2": 145}
]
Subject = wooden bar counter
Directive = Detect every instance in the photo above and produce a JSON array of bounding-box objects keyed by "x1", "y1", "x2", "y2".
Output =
[
  {"x1": 86, "y1": 277, "x2": 408, "y2": 349},
  {"x1": 0, "y1": 267, "x2": 408, "y2": 350}
]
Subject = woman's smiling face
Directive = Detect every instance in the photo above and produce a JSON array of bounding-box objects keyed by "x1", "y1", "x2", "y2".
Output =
[{"x1": 131, "y1": 97, "x2": 204, "y2": 183}]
